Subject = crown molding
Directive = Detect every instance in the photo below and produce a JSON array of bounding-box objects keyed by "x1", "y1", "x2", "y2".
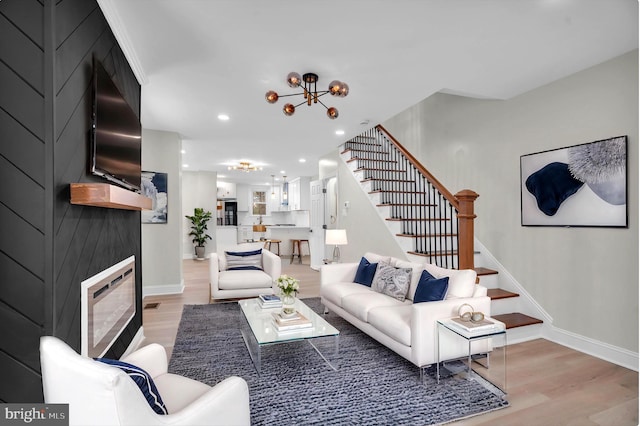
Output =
[{"x1": 96, "y1": 0, "x2": 148, "y2": 85}]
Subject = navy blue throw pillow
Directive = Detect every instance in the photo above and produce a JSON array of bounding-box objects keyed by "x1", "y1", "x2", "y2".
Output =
[
  {"x1": 353, "y1": 257, "x2": 378, "y2": 286},
  {"x1": 413, "y1": 270, "x2": 449, "y2": 303},
  {"x1": 95, "y1": 358, "x2": 168, "y2": 415}
]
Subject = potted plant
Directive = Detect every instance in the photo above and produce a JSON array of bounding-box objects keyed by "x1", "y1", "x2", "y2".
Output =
[
  {"x1": 276, "y1": 274, "x2": 300, "y2": 315},
  {"x1": 185, "y1": 207, "x2": 213, "y2": 260}
]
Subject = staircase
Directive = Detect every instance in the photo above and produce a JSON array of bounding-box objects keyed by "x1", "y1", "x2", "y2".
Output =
[
  {"x1": 340, "y1": 125, "x2": 544, "y2": 340},
  {"x1": 475, "y1": 261, "x2": 543, "y2": 338}
]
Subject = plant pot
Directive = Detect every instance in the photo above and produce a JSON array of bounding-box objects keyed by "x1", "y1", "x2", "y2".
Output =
[{"x1": 195, "y1": 246, "x2": 206, "y2": 260}]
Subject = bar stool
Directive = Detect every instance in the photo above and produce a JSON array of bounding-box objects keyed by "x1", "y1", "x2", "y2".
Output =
[
  {"x1": 263, "y1": 239, "x2": 281, "y2": 256},
  {"x1": 290, "y1": 239, "x2": 310, "y2": 264}
]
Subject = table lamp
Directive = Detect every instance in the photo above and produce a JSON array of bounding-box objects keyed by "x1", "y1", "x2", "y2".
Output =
[{"x1": 325, "y1": 229, "x2": 348, "y2": 262}]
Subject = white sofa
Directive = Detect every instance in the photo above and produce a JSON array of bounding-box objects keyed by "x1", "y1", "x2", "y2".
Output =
[
  {"x1": 210, "y1": 244, "x2": 281, "y2": 300},
  {"x1": 320, "y1": 252, "x2": 491, "y2": 368},
  {"x1": 40, "y1": 336, "x2": 250, "y2": 426}
]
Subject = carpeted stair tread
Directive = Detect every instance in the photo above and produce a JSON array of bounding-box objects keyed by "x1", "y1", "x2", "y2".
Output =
[{"x1": 492, "y1": 313, "x2": 543, "y2": 329}]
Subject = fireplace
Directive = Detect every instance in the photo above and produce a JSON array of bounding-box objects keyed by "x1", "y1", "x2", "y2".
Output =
[{"x1": 81, "y1": 256, "x2": 136, "y2": 357}]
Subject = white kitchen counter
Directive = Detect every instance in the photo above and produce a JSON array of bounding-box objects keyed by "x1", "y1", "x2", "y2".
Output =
[{"x1": 266, "y1": 226, "x2": 309, "y2": 229}]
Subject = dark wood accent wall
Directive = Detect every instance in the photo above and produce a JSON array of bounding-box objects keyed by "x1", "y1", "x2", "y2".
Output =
[{"x1": 0, "y1": 0, "x2": 142, "y2": 402}]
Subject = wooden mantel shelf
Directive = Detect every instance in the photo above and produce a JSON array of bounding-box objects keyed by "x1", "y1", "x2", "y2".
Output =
[{"x1": 70, "y1": 183, "x2": 152, "y2": 211}]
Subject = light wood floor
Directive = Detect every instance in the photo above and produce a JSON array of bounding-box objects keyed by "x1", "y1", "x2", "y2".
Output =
[{"x1": 142, "y1": 258, "x2": 638, "y2": 426}]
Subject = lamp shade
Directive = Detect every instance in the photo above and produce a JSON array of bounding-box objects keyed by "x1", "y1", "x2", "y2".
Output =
[{"x1": 325, "y1": 229, "x2": 348, "y2": 245}]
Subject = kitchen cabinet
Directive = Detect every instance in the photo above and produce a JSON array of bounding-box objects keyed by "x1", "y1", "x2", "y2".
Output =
[
  {"x1": 237, "y1": 225, "x2": 253, "y2": 243},
  {"x1": 217, "y1": 181, "x2": 236, "y2": 199},
  {"x1": 236, "y1": 184, "x2": 249, "y2": 211},
  {"x1": 288, "y1": 177, "x2": 310, "y2": 210}
]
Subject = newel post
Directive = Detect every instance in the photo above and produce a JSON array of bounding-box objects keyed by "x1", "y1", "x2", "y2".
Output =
[{"x1": 455, "y1": 189, "x2": 479, "y2": 270}]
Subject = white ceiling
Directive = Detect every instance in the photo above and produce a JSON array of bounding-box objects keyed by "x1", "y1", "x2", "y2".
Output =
[{"x1": 99, "y1": 0, "x2": 638, "y2": 186}]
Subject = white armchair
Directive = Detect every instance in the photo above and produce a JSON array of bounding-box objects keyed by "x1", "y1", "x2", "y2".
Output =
[
  {"x1": 210, "y1": 244, "x2": 282, "y2": 300},
  {"x1": 40, "y1": 336, "x2": 250, "y2": 426}
]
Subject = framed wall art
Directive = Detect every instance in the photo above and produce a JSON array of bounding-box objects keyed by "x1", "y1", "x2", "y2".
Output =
[
  {"x1": 141, "y1": 171, "x2": 168, "y2": 224},
  {"x1": 520, "y1": 136, "x2": 627, "y2": 228}
]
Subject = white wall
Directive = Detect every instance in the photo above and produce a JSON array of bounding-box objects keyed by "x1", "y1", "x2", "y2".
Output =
[
  {"x1": 382, "y1": 50, "x2": 638, "y2": 353},
  {"x1": 182, "y1": 170, "x2": 218, "y2": 258},
  {"x1": 141, "y1": 129, "x2": 184, "y2": 296},
  {"x1": 337, "y1": 160, "x2": 406, "y2": 263},
  {"x1": 319, "y1": 150, "x2": 405, "y2": 263}
]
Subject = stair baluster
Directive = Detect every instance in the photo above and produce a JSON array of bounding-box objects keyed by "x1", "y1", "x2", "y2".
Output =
[{"x1": 343, "y1": 125, "x2": 477, "y2": 270}]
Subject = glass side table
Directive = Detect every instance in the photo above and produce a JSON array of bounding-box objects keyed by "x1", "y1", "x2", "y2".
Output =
[{"x1": 436, "y1": 317, "x2": 507, "y2": 394}]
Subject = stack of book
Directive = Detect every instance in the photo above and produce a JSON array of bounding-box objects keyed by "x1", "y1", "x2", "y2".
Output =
[
  {"x1": 271, "y1": 311, "x2": 312, "y2": 332},
  {"x1": 449, "y1": 317, "x2": 500, "y2": 333},
  {"x1": 258, "y1": 294, "x2": 282, "y2": 309}
]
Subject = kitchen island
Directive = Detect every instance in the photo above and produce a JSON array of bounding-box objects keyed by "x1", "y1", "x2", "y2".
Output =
[
  {"x1": 264, "y1": 226, "x2": 311, "y2": 259},
  {"x1": 215, "y1": 225, "x2": 238, "y2": 250}
]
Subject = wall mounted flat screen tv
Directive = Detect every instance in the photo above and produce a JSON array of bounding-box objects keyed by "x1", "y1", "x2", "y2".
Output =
[{"x1": 90, "y1": 58, "x2": 142, "y2": 191}]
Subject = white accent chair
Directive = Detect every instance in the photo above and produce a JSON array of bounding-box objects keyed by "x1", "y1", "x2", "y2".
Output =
[
  {"x1": 40, "y1": 336, "x2": 250, "y2": 426},
  {"x1": 210, "y1": 244, "x2": 282, "y2": 300}
]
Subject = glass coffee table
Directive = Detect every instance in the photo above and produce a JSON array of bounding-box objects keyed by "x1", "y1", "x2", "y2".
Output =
[{"x1": 238, "y1": 298, "x2": 340, "y2": 374}]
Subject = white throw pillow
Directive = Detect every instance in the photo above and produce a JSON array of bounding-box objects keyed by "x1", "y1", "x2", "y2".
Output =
[
  {"x1": 225, "y1": 249, "x2": 263, "y2": 270},
  {"x1": 371, "y1": 262, "x2": 412, "y2": 301},
  {"x1": 423, "y1": 263, "x2": 476, "y2": 299},
  {"x1": 389, "y1": 258, "x2": 423, "y2": 300}
]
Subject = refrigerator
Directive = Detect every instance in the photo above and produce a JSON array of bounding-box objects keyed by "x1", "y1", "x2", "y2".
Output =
[{"x1": 223, "y1": 201, "x2": 237, "y2": 226}]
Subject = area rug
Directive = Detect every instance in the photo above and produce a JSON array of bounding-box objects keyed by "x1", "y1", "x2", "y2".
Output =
[{"x1": 168, "y1": 298, "x2": 508, "y2": 425}]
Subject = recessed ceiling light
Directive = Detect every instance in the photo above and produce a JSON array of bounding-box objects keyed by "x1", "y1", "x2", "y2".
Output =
[
  {"x1": 218, "y1": 114, "x2": 230, "y2": 121},
  {"x1": 335, "y1": 130, "x2": 345, "y2": 135},
  {"x1": 181, "y1": 149, "x2": 186, "y2": 154},
  {"x1": 299, "y1": 158, "x2": 306, "y2": 163},
  {"x1": 183, "y1": 164, "x2": 189, "y2": 168},
  {"x1": 280, "y1": 170, "x2": 286, "y2": 174}
]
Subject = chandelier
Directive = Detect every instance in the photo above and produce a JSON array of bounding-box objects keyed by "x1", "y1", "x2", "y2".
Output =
[
  {"x1": 228, "y1": 161, "x2": 262, "y2": 172},
  {"x1": 265, "y1": 72, "x2": 349, "y2": 119}
]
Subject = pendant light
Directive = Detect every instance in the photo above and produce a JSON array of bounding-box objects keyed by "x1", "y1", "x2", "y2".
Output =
[
  {"x1": 282, "y1": 176, "x2": 288, "y2": 206},
  {"x1": 271, "y1": 175, "x2": 276, "y2": 199}
]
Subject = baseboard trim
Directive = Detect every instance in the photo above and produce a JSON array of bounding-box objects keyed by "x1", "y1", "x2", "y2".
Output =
[
  {"x1": 474, "y1": 237, "x2": 638, "y2": 371},
  {"x1": 143, "y1": 280, "x2": 185, "y2": 297},
  {"x1": 544, "y1": 325, "x2": 638, "y2": 372}
]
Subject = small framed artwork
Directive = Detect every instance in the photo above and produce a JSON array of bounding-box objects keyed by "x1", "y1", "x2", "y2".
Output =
[
  {"x1": 141, "y1": 171, "x2": 168, "y2": 224},
  {"x1": 520, "y1": 136, "x2": 627, "y2": 227}
]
